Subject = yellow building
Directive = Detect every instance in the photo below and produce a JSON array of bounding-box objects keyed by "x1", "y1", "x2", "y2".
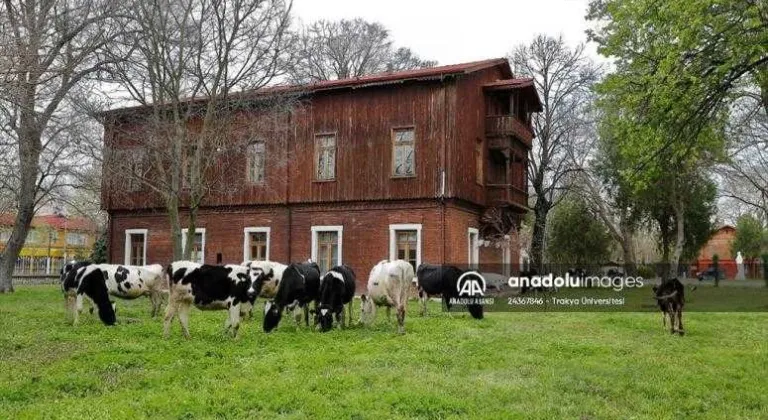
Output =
[{"x1": 0, "y1": 214, "x2": 98, "y2": 274}]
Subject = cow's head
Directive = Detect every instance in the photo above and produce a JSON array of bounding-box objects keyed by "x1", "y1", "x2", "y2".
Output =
[
  {"x1": 262, "y1": 300, "x2": 282, "y2": 332},
  {"x1": 359, "y1": 294, "x2": 376, "y2": 325},
  {"x1": 317, "y1": 304, "x2": 334, "y2": 332},
  {"x1": 247, "y1": 265, "x2": 273, "y2": 298}
]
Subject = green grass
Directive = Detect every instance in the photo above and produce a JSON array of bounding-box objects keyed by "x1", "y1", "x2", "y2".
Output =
[{"x1": 1, "y1": 286, "x2": 767, "y2": 419}]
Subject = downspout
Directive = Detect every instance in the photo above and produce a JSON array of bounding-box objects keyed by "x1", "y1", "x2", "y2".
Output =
[
  {"x1": 286, "y1": 110, "x2": 293, "y2": 263},
  {"x1": 440, "y1": 80, "x2": 449, "y2": 264}
]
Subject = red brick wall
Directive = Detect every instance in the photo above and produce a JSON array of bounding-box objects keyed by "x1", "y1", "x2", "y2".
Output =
[{"x1": 110, "y1": 200, "x2": 494, "y2": 290}]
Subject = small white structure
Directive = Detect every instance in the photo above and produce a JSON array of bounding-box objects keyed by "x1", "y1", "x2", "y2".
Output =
[{"x1": 735, "y1": 251, "x2": 746, "y2": 280}]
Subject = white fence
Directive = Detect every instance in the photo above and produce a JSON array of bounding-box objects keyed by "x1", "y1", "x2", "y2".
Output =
[{"x1": 13, "y1": 257, "x2": 66, "y2": 276}]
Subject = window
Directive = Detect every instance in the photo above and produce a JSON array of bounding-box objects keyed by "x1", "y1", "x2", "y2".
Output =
[
  {"x1": 475, "y1": 138, "x2": 484, "y2": 185},
  {"x1": 182, "y1": 228, "x2": 206, "y2": 264},
  {"x1": 0, "y1": 230, "x2": 10, "y2": 243},
  {"x1": 26, "y1": 230, "x2": 40, "y2": 244},
  {"x1": 392, "y1": 127, "x2": 415, "y2": 177},
  {"x1": 124, "y1": 229, "x2": 148, "y2": 266},
  {"x1": 127, "y1": 149, "x2": 145, "y2": 192},
  {"x1": 66, "y1": 232, "x2": 87, "y2": 246},
  {"x1": 468, "y1": 228, "x2": 479, "y2": 269},
  {"x1": 311, "y1": 225, "x2": 343, "y2": 274},
  {"x1": 315, "y1": 134, "x2": 336, "y2": 180},
  {"x1": 247, "y1": 141, "x2": 266, "y2": 184},
  {"x1": 243, "y1": 227, "x2": 270, "y2": 262},
  {"x1": 389, "y1": 224, "x2": 422, "y2": 273}
]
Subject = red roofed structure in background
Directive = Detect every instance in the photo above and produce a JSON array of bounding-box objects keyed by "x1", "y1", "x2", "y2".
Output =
[{"x1": 0, "y1": 214, "x2": 99, "y2": 275}]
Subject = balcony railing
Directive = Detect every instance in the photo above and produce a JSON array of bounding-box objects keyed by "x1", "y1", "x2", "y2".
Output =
[
  {"x1": 485, "y1": 115, "x2": 533, "y2": 147},
  {"x1": 486, "y1": 184, "x2": 528, "y2": 209}
]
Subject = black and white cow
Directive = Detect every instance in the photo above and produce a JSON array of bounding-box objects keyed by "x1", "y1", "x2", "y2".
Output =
[
  {"x1": 164, "y1": 261, "x2": 257, "y2": 338},
  {"x1": 316, "y1": 265, "x2": 356, "y2": 332},
  {"x1": 60, "y1": 260, "x2": 93, "y2": 319},
  {"x1": 360, "y1": 260, "x2": 414, "y2": 334},
  {"x1": 263, "y1": 262, "x2": 321, "y2": 333},
  {"x1": 242, "y1": 260, "x2": 288, "y2": 319},
  {"x1": 416, "y1": 264, "x2": 484, "y2": 320},
  {"x1": 653, "y1": 278, "x2": 685, "y2": 336},
  {"x1": 65, "y1": 263, "x2": 165, "y2": 325}
]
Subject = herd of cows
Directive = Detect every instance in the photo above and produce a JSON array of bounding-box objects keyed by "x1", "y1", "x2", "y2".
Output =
[
  {"x1": 59, "y1": 258, "x2": 687, "y2": 337},
  {"x1": 59, "y1": 259, "x2": 485, "y2": 337}
]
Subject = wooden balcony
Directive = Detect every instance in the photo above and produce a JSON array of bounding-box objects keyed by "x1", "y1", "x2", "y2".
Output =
[
  {"x1": 485, "y1": 115, "x2": 534, "y2": 147},
  {"x1": 486, "y1": 184, "x2": 528, "y2": 211}
]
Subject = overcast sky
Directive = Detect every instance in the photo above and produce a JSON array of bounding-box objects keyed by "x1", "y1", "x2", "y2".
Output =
[{"x1": 292, "y1": 0, "x2": 603, "y2": 65}]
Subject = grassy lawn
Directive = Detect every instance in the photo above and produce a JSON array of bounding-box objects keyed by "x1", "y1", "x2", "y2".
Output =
[{"x1": 1, "y1": 286, "x2": 767, "y2": 419}]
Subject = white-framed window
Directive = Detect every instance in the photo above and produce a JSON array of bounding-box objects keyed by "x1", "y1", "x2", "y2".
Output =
[
  {"x1": 468, "y1": 227, "x2": 479, "y2": 269},
  {"x1": 66, "y1": 232, "x2": 87, "y2": 246},
  {"x1": 243, "y1": 227, "x2": 270, "y2": 262},
  {"x1": 392, "y1": 127, "x2": 415, "y2": 177},
  {"x1": 315, "y1": 133, "x2": 336, "y2": 180},
  {"x1": 311, "y1": 225, "x2": 343, "y2": 274},
  {"x1": 247, "y1": 141, "x2": 266, "y2": 184},
  {"x1": 26, "y1": 230, "x2": 40, "y2": 244},
  {"x1": 124, "y1": 228, "x2": 148, "y2": 266},
  {"x1": 182, "y1": 228, "x2": 206, "y2": 264},
  {"x1": 389, "y1": 223, "x2": 422, "y2": 273}
]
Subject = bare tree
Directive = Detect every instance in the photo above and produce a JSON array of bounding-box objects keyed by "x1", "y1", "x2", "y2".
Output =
[
  {"x1": 289, "y1": 18, "x2": 436, "y2": 83},
  {"x1": 101, "y1": 0, "x2": 294, "y2": 261},
  {"x1": 509, "y1": 34, "x2": 601, "y2": 271},
  {"x1": 719, "y1": 84, "x2": 768, "y2": 223},
  {"x1": 0, "y1": 0, "x2": 122, "y2": 293}
]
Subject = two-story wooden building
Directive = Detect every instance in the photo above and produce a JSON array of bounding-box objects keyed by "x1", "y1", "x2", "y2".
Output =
[{"x1": 101, "y1": 58, "x2": 541, "y2": 282}]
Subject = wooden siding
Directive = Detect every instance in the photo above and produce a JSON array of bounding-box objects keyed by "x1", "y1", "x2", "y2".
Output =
[{"x1": 102, "y1": 62, "x2": 534, "y2": 213}]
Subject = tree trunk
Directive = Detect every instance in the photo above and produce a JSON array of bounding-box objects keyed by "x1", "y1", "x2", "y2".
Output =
[
  {"x1": 183, "y1": 210, "x2": 198, "y2": 261},
  {"x1": 618, "y1": 212, "x2": 637, "y2": 276},
  {"x1": 167, "y1": 198, "x2": 183, "y2": 261},
  {"x1": 530, "y1": 199, "x2": 550, "y2": 272},
  {"x1": 669, "y1": 198, "x2": 686, "y2": 280},
  {"x1": 0, "y1": 116, "x2": 43, "y2": 293}
]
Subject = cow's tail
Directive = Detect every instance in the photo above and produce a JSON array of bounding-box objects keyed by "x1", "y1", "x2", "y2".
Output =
[{"x1": 165, "y1": 264, "x2": 174, "y2": 292}]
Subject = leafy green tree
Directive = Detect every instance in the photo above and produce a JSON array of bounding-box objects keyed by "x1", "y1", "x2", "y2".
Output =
[
  {"x1": 731, "y1": 214, "x2": 766, "y2": 260},
  {"x1": 90, "y1": 233, "x2": 108, "y2": 264},
  {"x1": 588, "y1": 0, "x2": 733, "y2": 278},
  {"x1": 587, "y1": 0, "x2": 768, "y2": 140},
  {"x1": 546, "y1": 195, "x2": 613, "y2": 268}
]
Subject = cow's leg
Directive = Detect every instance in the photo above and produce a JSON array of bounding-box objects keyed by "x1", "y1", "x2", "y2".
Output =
[
  {"x1": 661, "y1": 310, "x2": 666, "y2": 330},
  {"x1": 178, "y1": 303, "x2": 192, "y2": 339},
  {"x1": 443, "y1": 296, "x2": 454, "y2": 318},
  {"x1": 228, "y1": 304, "x2": 241, "y2": 338},
  {"x1": 676, "y1": 306, "x2": 684, "y2": 336},
  {"x1": 163, "y1": 300, "x2": 178, "y2": 338},
  {"x1": 396, "y1": 304, "x2": 406, "y2": 334},
  {"x1": 667, "y1": 304, "x2": 676, "y2": 334},
  {"x1": 72, "y1": 295, "x2": 81, "y2": 326},
  {"x1": 419, "y1": 289, "x2": 427, "y2": 316},
  {"x1": 150, "y1": 291, "x2": 161, "y2": 318}
]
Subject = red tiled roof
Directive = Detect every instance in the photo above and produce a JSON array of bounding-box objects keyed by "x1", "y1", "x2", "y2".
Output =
[
  {"x1": 0, "y1": 214, "x2": 98, "y2": 231},
  {"x1": 102, "y1": 58, "x2": 515, "y2": 116}
]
